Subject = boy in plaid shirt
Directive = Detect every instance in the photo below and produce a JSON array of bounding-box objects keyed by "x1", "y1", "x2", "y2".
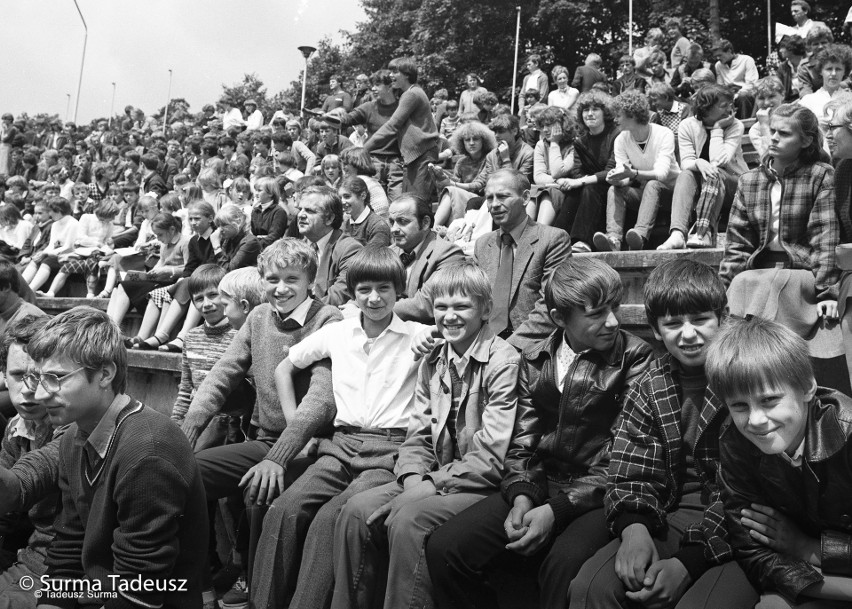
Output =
[{"x1": 568, "y1": 259, "x2": 758, "y2": 609}]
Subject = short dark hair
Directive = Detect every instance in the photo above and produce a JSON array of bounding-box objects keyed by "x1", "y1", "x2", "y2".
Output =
[
  {"x1": 219, "y1": 136, "x2": 237, "y2": 149},
  {"x1": 0, "y1": 314, "x2": 48, "y2": 371},
  {"x1": 781, "y1": 35, "x2": 806, "y2": 57},
  {"x1": 340, "y1": 175, "x2": 371, "y2": 209},
  {"x1": 188, "y1": 263, "x2": 227, "y2": 299},
  {"x1": 48, "y1": 196, "x2": 73, "y2": 216},
  {"x1": 346, "y1": 245, "x2": 406, "y2": 295},
  {"x1": 692, "y1": 85, "x2": 735, "y2": 122},
  {"x1": 124, "y1": 150, "x2": 141, "y2": 166},
  {"x1": 140, "y1": 153, "x2": 159, "y2": 171},
  {"x1": 389, "y1": 57, "x2": 418, "y2": 84},
  {"x1": 0, "y1": 258, "x2": 20, "y2": 293},
  {"x1": 545, "y1": 258, "x2": 623, "y2": 315},
  {"x1": 644, "y1": 259, "x2": 727, "y2": 329},
  {"x1": 391, "y1": 193, "x2": 432, "y2": 227},
  {"x1": 271, "y1": 132, "x2": 293, "y2": 148}
]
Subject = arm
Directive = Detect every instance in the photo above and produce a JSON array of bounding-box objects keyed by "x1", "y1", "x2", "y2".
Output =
[
  {"x1": 221, "y1": 234, "x2": 261, "y2": 271},
  {"x1": 293, "y1": 141, "x2": 317, "y2": 176},
  {"x1": 364, "y1": 88, "x2": 420, "y2": 153},
  {"x1": 365, "y1": 219, "x2": 391, "y2": 247},
  {"x1": 171, "y1": 343, "x2": 193, "y2": 422},
  {"x1": 394, "y1": 361, "x2": 438, "y2": 481},
  {"x1": 709, "y1": 119, "x2": 744, "y2": 167},
  {"x1": 806, "y1": 167, "x2": 841, "y2": 301},
  {"x1": 742, "y1": 57, "x2": 759, "y2": 94},
  {"x1": 647, "y1": 128, "x2": 676, "y2": 182},
  {"x1": 274, "y1": 357, "x2": 299, "y2": 423},
  {"x1": 678, "y1": 120, "x2": 700, "y2": 171},
  {"x1": 532, "y1": 141, "x2": 552, "y2": 185},
  {"x1": 718, "y1": 180, "x2": 758, "y2": 288}
]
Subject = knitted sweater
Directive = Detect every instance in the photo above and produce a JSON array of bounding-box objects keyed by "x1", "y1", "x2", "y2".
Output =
[
  {"x1": 172, "y1": 321, "x2": 236, "y2": 422},
  {"x1": 613, "y1": 123, "x2": 680, "y2": 187},
  {"x1": 364, "y1": 84, "x2": 438, "y2": 165},
  {"x1": 181, "y1": 300, "x2": 342, "y2": 467},
  {"x1": 347, "y1": 209, "x2": 391, "y2": 247},
  {"x1": 44, "y1": 399, "x2": 207, "y2": 609}
]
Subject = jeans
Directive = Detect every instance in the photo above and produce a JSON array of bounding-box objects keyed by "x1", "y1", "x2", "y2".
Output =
[
  {"x1": 372, "y1": 155, "x2": 404, "y2": 201},
  {"x1": 670, "y1": 167, "x2": 739, "y2": 237},
  {"x1": 606, "y1": 180, "x2": 673, "y2": 244}
]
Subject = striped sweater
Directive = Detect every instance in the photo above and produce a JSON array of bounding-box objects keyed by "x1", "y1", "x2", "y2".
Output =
[{"x1": 171, "y1": 321, "x2": 236, "y2": 422}]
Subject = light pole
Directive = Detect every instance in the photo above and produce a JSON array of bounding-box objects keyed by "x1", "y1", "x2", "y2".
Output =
[
  {"x1": 109, "y1": 82, "x2": 116, "y2": 129},
  {"x1": 163, "y1": 69, "x2": 173, "y2": 129},
  {"x1": 72, "y1": 0, "x2": 88, "y2": 123},
  {"x1": 298, "y1": 45, "x2": 317, "y2": 118},
  {"x1": 65, "y1": 94, "x2": 71, "y2": 122}
]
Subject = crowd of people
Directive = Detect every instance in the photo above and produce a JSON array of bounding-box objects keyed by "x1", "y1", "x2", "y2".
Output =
[{"x1": 0, "y1": 1, "x2": 849, "y2": 608}]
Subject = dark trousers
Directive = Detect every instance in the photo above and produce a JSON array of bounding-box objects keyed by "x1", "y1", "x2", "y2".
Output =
[
  {"x1": 403, "y1": 147, "x2": 439, "y2": 203},
  {"x1": 427, "y1": 493, "x2": 609, "y2": 609},
  {"x1": 194, "y1": 439, "x2": 314, "y2": 591},
  {"x1": 554, "y1": 182, "x2": 608, "y2": 245}
]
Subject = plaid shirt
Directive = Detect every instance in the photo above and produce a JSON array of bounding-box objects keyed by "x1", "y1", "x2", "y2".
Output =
[
  {"x1": 605, "y1": 354, "x2": 732, "y2": 577},
  {"x1": 719, "y1": 159, "x2": 840, "y2": 301}
]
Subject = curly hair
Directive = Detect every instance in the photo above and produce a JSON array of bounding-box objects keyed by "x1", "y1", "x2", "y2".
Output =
[
  {"x1": 574, "y1": 90, "x2": 616, "y2": 135},
  {"x1": 539, "y1": 106, "x2": 576, "y2": 140},
  {"x1": 473, "y1": 90, "x2": 498, "y2": 108},
  {"x1": 613, "y1": 90, "x2": 651, "y2": 124},
  {"x1": 691, "y1": 85, "x2": 735, "y2": 122},
  {"x1": 449, "y1": 120, "x2": 497, "y2": 157},
  {"x1": 551, "y1": 65, "x2": 570, "y2": 83},
  {"x1": 813, "y1": 44, "x2": 852, "y2": 77}
]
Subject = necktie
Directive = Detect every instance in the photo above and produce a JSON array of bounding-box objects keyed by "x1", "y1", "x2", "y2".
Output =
[
  {"x1": 490, "y1": 232, "x2": 514, "y2": 336},
  {"x1": 400, "y1": 251, "x2": 416, "y2": 267}
]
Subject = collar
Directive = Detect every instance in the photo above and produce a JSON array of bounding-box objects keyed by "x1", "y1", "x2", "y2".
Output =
[
  {"x1": 314, "y1": 229, "x2": 334, "y2": 254},
  {"x1": 802, "y1": 388, "x2": 852, "y2": 462},
  {"x1": 11, "y1": 416, "x2": 39, "y2": 441},
  {"x1": 429, "y1": 324, "x2": 495, "y2": 366},
  {"x1": 283, "y1": 296, "x2": 313, "y2": 326},
  {"x1": 524, "y1": 327, "x2": 626, "y2": 366},
  {"x1": 83, "y1": 394, "x2": 132, "y2": 460},
  {"x1": 501, "y1": 217, "x2": 528, "y2": 245},
  {"x1": 352, "y1": 311, "x2": 408, "y2": 339},
  {"x1": 781, "y1": 437, "x2": 805, "y2": 467},
  {"x1": 760, "y1": 156, "x2": 807, "y2": 181},
  {"x1": 352, "y1": 207, "x2": 370, "y2": 225}
]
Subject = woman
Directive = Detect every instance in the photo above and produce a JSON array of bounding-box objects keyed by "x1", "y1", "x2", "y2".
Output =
[
  {"x1": 611, "y1": 56, "x2": 648, "y2": 96},
  {"x1": 105, "y1": 213, "x2": 188, "y2": 328},
  {"x1": 660, "y1": 85, "x2": 747, "y2": 250},
  {"x1": 432, "y1": 120, "x2": 497, "y2": 227},
  {"x1": 38, "y1": 199, "x2": 119, "y2": 298},
  {"x1": 339, "y1": 147, "x2": 390, "y2": 218},
  {"x1": 529, "y1": 107, "x2": 576, "y2": 226},
  {"x1": 339, "y1": 176, "x2": 391, "y2": 247},
  {"x1": 459, "y1": 73, "x2": 488, "y2": 116},
  {"x1": 800, "y1": 44, "x2": 852, "y2": 140},
  {"x1": 96, "y1": 195, "x2": 160, "y2": 298},
  {"x1": 547, "y1": 66, "x2": 580, "y2": 111},
  {"x1": 25, "y1": 197, "x2": 78, "y2": 291},
  {"x1": 553, "y1": 90, "x2": 619, "y2": 252}
]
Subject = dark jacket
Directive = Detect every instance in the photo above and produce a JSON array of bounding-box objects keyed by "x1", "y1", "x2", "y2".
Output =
[
  {"x1": 501, "y1": 329, "x2": 653, "y2": 531},
  {"x1": 217, "y1": 230, "x2": 260, "y2": 271},
  {"x1": 720, "y1": 388, "x2": 852, "y2": 601},
  {"x1": 250, "y1": 203, "x2": 288, "y2": 250}
]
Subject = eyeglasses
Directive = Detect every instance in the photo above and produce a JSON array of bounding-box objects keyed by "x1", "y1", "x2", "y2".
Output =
[{"x1": 23, "y1": 366, "x2": 86, "y2": 394}]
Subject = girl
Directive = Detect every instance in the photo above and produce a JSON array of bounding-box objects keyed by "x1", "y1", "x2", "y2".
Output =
[
  {"x1": 25, "y1": 197, "x2": 78, "y2": 291},
  {"x1": 197, "y1": 167, "x2": 229, "y2": 212},
  {"x1": 250, "y1": 176, "x2": 288, "y2": 250},
  {"x1": 96, "y1": 195, "x2": 160, "y2": 298},
  {"x1": 339, "y1": 176, "x2": 391, "y2": 247},
  {"x1": 529, "y1": 106, "x2": 576, "y2": 226},
  {"x1": 321, "y1": 154, "x2": 342, "y2": 189},
  {"x1": 339, "y1": 147, "x2": 390, "y2": 219},
  {"x1": 0, "y1": 205, "x2": 33, "y2": 259}
]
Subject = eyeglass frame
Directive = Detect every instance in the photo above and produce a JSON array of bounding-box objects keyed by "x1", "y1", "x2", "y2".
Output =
[{"x1": 23, "y1": 366, "x2": 87, "y2": 394}]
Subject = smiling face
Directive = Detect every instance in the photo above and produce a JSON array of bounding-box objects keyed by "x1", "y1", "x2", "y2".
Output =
[
  {"x1": 263, "y1": 264, "x2": 312, "y2": 316},
  {"x1": 556, "y1": 72, "x2": 569, "y2": 91},
  {"x1": 354, "y1": 280, "x2": 397, "y2": 325},
  {"x1": 6, "y1": 344, "x2": 46, "y2": 421},
  {"x1": 339, "y1": 187, "x2": 366, "y2": 219},
  {"x1": 726, "y1": 381, "x2": 814, "y2": 456},
  {"x1": 653, "y1": 311, "x2": 721, "y2": 370},
  {"x1": 434, "y1": 292, "x2": 490, "y2": 356},
  {"x1": 553, "y1": 302, "x2": 620, "y2": 353},
  {"x1": 828, "y1": 112, "x2": 852, "y2": 158}
]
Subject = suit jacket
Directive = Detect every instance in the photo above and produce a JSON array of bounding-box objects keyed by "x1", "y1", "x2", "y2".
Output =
[
  {"x1": 392, "y1": 231, "x2": 465, "y2": 323},
  {"x1": 312, "y1": 229, "x2": 362, "y2": 306},
  {"x1": 474, "y1": 218, "x2": 571, "y2": 352}
]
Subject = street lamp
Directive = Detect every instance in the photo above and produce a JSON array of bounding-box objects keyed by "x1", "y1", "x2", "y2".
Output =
[
  {"x1": 163, "y1": 69, "x2": 173, "y2": 129},
  {"x1": 72, "y1": 0, "x2": 88, "y2": 123},
  {"x1": 298, "y1": 45, "x2": 317, "y2": 117},
  {"x1": 109, "y1": 82, "x2": 116, "y2": 129}
]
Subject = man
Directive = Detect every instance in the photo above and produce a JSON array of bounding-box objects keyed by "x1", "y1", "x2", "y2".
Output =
[
  {"x1": 219, "y1": 136, "x2": 249, "y2": 176},
  {"x1": 120, "y1": 105, "x2": 135, "y2": 132},
  {"x1": 520, "y1": 54, "x2": 549, "y2": 111},
  {"x1": 777, "y1": 35, "x2": 807, "y2": 101},
  {"x1": 712, "y1": 39, "x2": 758, "y2": 118},
  {"x1": 791, "y1": 0, "x2": 823, "y2": 39},
  {"x1": 140, "y1": 152, "x2": 168, "y2": 199},
  {"x1": 467, "y1": 114, "x2": 535, "y2": 194},
  {"x1": 388, "y1": 194, "x2": 464, "y2": 322},
  {"x1": 35, "y1": 150, "x2": 58, "y2": 182},
  {"x1": 220, "y1": 99, "x2": 246, "y2": 133},
  {"x1": 28, "y1": 307, "x2": 208, "y2": 608},
  {"x1": 798, "y1": 23, "x2": 834, "y2": 96},
  {"x1": 352, "y1": 73, "x2": 374, "y2": 107},
  {"x1": 244, "y1": 99, "x2": 264, "y2": 131},
  {"x1": 314, "y1": 119, "x2": 353, "y2": 161},
  {"x1": 571, "y1": 54, "x2": 608, "y2": 93},
  {"x1": 321, "y1": 75, "x2": 354, "y2": 113},
  {"x1": 474, "y1": 169, "x2": 571, "y2": 352},
  {"x1": 297, "y1": 185, "x2": 362, "y2": 306},
  {"x1": 364, "y1": 57, "x2": 439, "y2": 203}
]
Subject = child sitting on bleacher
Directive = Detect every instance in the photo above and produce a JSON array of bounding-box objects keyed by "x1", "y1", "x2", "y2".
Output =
[
  {"x1": 218, "y1": 266, "x2": 264, "y2": 331},
  {"x1": 23, "y1": 197, "x2": 78, "y2": 293}
]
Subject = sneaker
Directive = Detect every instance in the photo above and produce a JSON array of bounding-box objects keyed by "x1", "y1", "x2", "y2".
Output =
[
  {"x1": 592, "y1": 232, "x2": 619, "y2": 252},
  {"x1": 220, "y1": 576, "x2": 248, "y2": 609},
  {"x1": 686, "y1": 232, "x2": 715, "y2": 249},
  {"x1": 625, "y1": 229, "x2": 647, "y2": 251}
]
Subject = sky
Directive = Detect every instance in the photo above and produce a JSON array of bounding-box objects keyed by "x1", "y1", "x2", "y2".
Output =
[{"x1": 0, "y1": 0, "x2": 366, "y2": 124}]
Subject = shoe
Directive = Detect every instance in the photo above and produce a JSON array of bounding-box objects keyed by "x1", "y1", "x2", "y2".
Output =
[
  {"x1": 220, "y1": 576, "x2": 248, "y2": 609},
  {"x1": 687, "y1": 232, "x2": 715, "y2": 248},
  {"x1": 202, "y1": 602, "x2": 220, "y2": 609},
  {"x1": 656, "y1": 231, "x2": 686, "y2": 250},
  {"x1": 625, "y1": 229, "x2": 647, "y2": 251},
  {"x1": 123, "y1": 336, "x2": 143, "y2": 349},
  {"x1": 592, "y1": 232, "x2": 619, "y2": 252},
  {"x1": 137, "y1": 337, "x2": 163, "y2": 350},
  {"x1": 571, "y1": 240, "x2": 592, "y2": 253},
  {"x1": 159, "y1": 337, "x2": 185, "y2": 353}
]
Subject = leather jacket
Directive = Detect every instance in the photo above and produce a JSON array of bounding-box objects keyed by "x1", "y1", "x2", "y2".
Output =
[
  {"x1": 501, "y1": 329, "x2": 653, "y2": 530},
  {"x1": 720, "y1": 388, "x2": 852, "y2": 601}
]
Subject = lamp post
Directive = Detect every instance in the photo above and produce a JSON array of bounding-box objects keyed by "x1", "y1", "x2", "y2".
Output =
[
  {"x1": 72, "y1": 0, "x2": 88, "y2": 123},
  {"x1": 298, "y1": 45, "x2": 317, "y2": 118},
  {"x1": 65, "y1": 94, "x2": 71, "y2": 122},
  {"x1": 163, "y1": 69, "x2": 173, "y2": 129},
  {"x1": 109, "y1": 82, "x2": 116, "y2": 129}
]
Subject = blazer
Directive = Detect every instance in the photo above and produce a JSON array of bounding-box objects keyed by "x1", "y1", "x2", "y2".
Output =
[
  {"x1": 392, "y1": 231, "x2": 465, "y2": 323},
  {"x1": 312, "y1": 228, "x2": 362, "y2": 307},
  {"x1": 474, "y1": 218, "x2": 571, "y2": 352}
]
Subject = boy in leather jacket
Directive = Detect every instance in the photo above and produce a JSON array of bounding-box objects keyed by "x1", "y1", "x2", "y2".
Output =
[
  {"x1": 710, "y1": 317, "x2": 852, "y2": 608},
  {"x1": 425, "y1": 257, "x2": 654, "y2": 608}
]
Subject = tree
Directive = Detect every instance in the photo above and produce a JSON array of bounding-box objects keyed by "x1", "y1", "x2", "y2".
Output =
[{"x1": 220, "y1": 73, "x2": 272, "y2": 121}]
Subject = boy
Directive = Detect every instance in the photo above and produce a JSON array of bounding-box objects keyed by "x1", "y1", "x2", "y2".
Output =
[
  {"x1": 710, "y1": 318, "x2": 852, "y2": 608},
  {"x1": 331, "y1": 259, "x2": 527, "y2": 609},
  {"x1": 29, "y1": 307, "x2": 207, "y2": 608},
  {"x1": 568, "y1": 259, "x2": 757, "y2": 609},
  {"x1": 440, "y1": 100, "x2": 461, "y2": 139},
  {"x1": 218, "y1": 266, "x2": 264, "y2": 331},
  {"x1": 0, "y1": 315, "x2": 61, "y2": 608},
  {"x1": 181, "y1": 239, "x2": 341, "y2": 607},
  {"x1": 251, "y1": 246, "x2": 429, "y2": 609},
  {"x1": 426, "y1": 258, "x2": 654, "y2": 608}
]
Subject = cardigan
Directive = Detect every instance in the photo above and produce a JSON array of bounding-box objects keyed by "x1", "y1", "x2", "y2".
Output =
[
  {"x1": 677, "y1": 116, "x2": 748, "y2": 176},
  {"x1": 533, "y1": 139, "x2": 575, "y2": 185}
]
